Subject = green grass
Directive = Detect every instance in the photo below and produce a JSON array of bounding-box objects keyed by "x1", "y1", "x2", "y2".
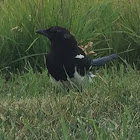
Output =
[
  {"x1": 0, "y1": 0, "x2": 140, "y2": 139},
  {"x1": 0, "y1": 65, "x2": 140, "y2": 139},
  {"x1": 0, "y1": 0, "x2": 140, "y2": 70}
]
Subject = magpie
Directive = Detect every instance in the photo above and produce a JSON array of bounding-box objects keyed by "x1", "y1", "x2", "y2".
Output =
[{"x1": 36, "y1": 26, "x2": 118, "y2": 88}]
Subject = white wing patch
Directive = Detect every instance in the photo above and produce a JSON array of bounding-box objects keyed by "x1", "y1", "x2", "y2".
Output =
[{"x1": 75, "y1": 54, "x2": 84, "y2": 59}]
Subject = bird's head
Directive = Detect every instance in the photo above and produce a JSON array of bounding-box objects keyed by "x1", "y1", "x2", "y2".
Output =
[
  {"x1": 36, "y1": 26, "x2": 71, "y2": 40},
  {"x1": 36, "y1": 26, "x2": 77, "y2": 52}
]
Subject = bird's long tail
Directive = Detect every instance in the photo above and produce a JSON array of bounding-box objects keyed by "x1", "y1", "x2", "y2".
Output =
[{"x1": 91, "y1": 54, "x2": 118, "y2": 66}]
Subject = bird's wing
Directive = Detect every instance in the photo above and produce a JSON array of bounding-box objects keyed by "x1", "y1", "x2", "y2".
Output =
[{"x1": 74, "y1": 47, "x2": 92, "y2": 76}]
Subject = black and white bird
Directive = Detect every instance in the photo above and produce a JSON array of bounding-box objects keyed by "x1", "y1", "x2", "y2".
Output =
[{"x1": 36, "y1": 26, "x2": 118, "y2": 88}]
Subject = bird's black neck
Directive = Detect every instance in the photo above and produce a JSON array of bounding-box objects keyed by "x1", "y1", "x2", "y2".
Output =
[{"x1": 50, "y1": 40, "x2": 77, "y2": 58}]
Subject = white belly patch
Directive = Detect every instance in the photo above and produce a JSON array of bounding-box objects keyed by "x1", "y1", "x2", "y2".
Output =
[{"x1": 50, "y1": 67, "x2": 96, "y2": 89}]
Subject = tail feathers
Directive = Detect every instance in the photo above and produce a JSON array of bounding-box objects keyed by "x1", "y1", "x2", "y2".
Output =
[{"x1": 91, "y1": 54, "x2": 118, "y2": 66}]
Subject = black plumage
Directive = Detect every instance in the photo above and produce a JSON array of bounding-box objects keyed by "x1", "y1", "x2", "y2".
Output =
[{"x1": 36, "y1": 26, "x2": 118, "y2": 87}]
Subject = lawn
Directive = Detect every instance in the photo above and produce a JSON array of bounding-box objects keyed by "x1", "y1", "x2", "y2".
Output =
[
  {"x1": 0, "y1": 65, "x2": 140, "y2": 139},
  {"x1": 0, "y1": 0, "x2": 140, "y2": 139}
]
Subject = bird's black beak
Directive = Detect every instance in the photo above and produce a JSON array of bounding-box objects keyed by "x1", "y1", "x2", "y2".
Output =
[{"x1": 36, "y1": 29, "x2": 48, "y2": 37}]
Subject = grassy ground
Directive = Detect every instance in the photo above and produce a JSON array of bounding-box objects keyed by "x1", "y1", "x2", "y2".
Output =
[
  {"x1": 0, "y1": 65, "x2": 140, "y2": 140},
  {"x1": 0, "y1": 0, "x2": 140, "y2": 139}
]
